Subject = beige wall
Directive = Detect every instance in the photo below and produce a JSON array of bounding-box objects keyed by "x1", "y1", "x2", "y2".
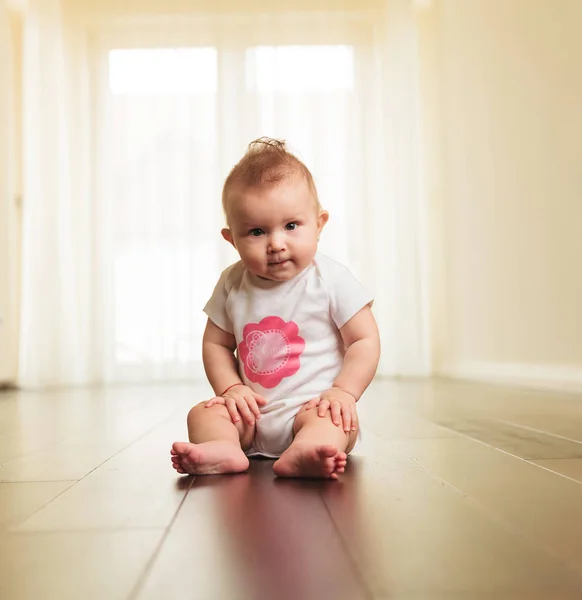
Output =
[
  {"x1": 0, "y1": 9, "x2": 21, "y2": 384},
  {"x1": 425, "y1": 0, "x2": 582, "y2": 383}
]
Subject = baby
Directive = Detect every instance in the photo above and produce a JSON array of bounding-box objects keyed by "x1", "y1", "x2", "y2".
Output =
[{"x1": 171, "y1": 138, "x2": 380, "y2": 479}]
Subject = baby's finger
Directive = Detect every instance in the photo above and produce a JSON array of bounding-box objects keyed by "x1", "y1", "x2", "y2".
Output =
[
  {"x1": 331, "y1": 401, "x2": 342, "y2": 427},
  {"x1": 253, "y1": 392, "x2": 267, "y2": 406},
  {"x1": 342, "y1": 406, "x2": 352, "y2": 433},
  {"x1": 205, "y1": 396, "x2": 225, "y2": 408},
  {"x1": 351, "y1": 407, "x2": 358, "y2": 431},
  {"x1": 236, "y1": 398, "x2": 255, "y2": 425},
  {"x1": 318, "y1": 399, "x2": 330, "y2": 418},
  {"x1": 245, "y1": 395, "x2": 262, "y2": 419},
  {"x1": 225, "y1": 398, "x2": 240, "y2": 423},
  {"x1": 303, "y1": 397, "x2": 320, "y2": 411}
]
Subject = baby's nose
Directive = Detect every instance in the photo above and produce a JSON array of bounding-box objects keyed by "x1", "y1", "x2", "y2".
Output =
[{"x1": 268, "y1": 232, "x2": 286, "y2": 251}]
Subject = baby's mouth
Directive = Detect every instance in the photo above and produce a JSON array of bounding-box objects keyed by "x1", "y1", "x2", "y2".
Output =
[{"x1": 268, "y1": 259, "x2": 290, "y2": 266}]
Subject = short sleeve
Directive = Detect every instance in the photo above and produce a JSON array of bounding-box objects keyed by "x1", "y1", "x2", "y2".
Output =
[
  {"x1": 318, "y1": 255, "x2": 374, "y2": 329},
  {"x1": 203, "y1": 267, "x2": 234, "y2": 334}
]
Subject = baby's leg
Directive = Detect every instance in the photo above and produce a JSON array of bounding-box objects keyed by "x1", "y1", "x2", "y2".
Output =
[
  {"x1": 272, "y1": 406, "x2": 358, "y2": 480},
  {"x1": 171, "y1": 401, "x2": 254, "y2": 475}
]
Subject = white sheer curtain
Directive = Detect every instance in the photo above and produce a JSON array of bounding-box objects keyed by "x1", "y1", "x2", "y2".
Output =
[
  {"x1": 18, "y1": 0, "x2": 97, "y2": 386},
  {"x1": 373, "y1": 0, "x2": 431, "y2": 376},
  {"x1": 17, "y1": 0, "x2": 430, "y2": 388}
]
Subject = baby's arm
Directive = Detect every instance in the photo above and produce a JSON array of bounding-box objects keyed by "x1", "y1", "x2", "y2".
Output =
[
  {"x1": 304, "y1": 305, "x2": 380, "y2": 431},
  {"x1": 333, "y1": 305, "x2": 381, "y2": 400},
  {"x1": 202, "y1": 318, "x2": 266, "y2": 425},
  {"x1": 202, "y1": 318, "x2": 241, "y2": 395}
]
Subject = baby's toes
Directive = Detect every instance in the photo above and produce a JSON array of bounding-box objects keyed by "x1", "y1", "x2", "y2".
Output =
[
  {"x1": 324, "y1": 457, "x2": 338, "y2": 474},
  {"x1": 334, "y1": 457, "x2": 347, "y2": 473}
]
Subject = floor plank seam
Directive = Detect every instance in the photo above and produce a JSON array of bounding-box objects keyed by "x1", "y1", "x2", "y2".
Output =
[
  {"x1": 0, "y1": 407, "x2": 146, "y2": 468},
  {"x1": 492, "y1": 416, "x2": 582, "y2": 447},
  {"x1": 449, "y1": 419, "x2": 582, "y2": 485},
  {"x1": 2, "y1": 480, "x2": 78, "y2": 532},
  {"x1": 58, "y1": 409, "x2": 183, "y2": 484},
  {"x1": 318, "y1": 490, "x2": 375, "y2": 600},
  {"x1": 410, "y1": 454, "x2": 582, "y2": 582},
  {"x1": 2, "y1": 526, "x2": 167, "y2": 535},
  {"x1": 0, "y1": 401, "x2": 184, "y2": 471},
  {"x1": 524, "y1": 462, "x2": 582, "y2": 486},
  {"x1": 390, "y1": 434, "x2": 582, "y2": 581},
  {"x1": 0, "y1": 479, "x2": 77, "y2": 484},
  {"x1": 0, "y1": 410, "x2": 185, "y2": 528},
  {"x1": 126, "y1": 475, "x2": 196, "y2": 600},
  {"x1": 426, "y1": 418, "x2": 582, "y2": 473}
]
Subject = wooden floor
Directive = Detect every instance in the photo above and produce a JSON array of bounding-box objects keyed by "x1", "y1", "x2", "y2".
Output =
[{"x1": 2, "y1": 379, "x2": 582, "y2": 599}]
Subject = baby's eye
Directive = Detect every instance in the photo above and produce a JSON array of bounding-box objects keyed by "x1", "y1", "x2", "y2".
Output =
[
  {"x1": 285, "y1": 222, "x2": 299, "y2": 231},
  {"x1": 249, "y1": 228, "x2": 264, "y2": 237}
]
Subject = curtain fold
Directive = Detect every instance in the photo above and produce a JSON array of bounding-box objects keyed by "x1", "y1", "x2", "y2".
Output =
[
  {"x1": 17, "y1": 0, "x2": 431, "y2": 388},
  {"x1": 373, "y1": 0, "x2": 431, "y2": 376},
  {"x1": 19, "y1": 0, "x2": 96, "y2": 386}
]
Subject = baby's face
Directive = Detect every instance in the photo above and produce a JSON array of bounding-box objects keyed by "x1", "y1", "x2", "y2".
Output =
[{"x1": 223, "y1": 177, "x2": 328, "y2": 282}]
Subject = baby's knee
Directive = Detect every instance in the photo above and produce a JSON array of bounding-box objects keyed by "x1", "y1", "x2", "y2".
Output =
[
  {"x1": 187, "y1": 400, "x2": 226, "y2": 424},
  {"x1": 296, "y1": 403, "x2": 309, "y2": 416}
]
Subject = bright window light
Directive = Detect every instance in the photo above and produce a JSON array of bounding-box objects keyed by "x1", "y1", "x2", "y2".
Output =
[
  {"x1": 247, "y1": 45, "x2": 354, "y2": 93},
  {"x1": 109, "y1": 48, "x2": 217, "y2": 95}
]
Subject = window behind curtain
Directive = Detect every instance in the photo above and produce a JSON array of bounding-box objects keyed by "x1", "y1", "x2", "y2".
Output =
[{"x1": 100, "y1": 28, "x2": 367, "y2": 381}]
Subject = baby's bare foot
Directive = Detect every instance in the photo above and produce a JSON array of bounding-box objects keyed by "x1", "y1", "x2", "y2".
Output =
[
  {"x1": 171, "y1": 441, "x2": 249, "y2": 475},
  {"x1": 273, "y1": 443, "x2": 347, "y2": 480}
]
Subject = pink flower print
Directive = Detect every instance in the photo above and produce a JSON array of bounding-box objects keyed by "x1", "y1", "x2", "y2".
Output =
[{"x1": 239, "y1": 316, "x2": 305, "y2": 389}]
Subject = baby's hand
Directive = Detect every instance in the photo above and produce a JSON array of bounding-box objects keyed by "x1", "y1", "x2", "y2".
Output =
[
  {"x1": 205, "y1": 385, "x2": 266, "y2": 426},
  {"x1": 304, "y1": 387, "x2": 357, "y2": 433}
]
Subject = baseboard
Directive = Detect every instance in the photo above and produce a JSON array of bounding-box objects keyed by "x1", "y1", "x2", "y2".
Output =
[{"x1": 438, "y1": 361, "x2": 582, "y2": 394}]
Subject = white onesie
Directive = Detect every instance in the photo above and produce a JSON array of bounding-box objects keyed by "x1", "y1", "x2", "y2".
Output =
[{"x1": 203, "y1": 252, "x2": 373, "y2": 457}]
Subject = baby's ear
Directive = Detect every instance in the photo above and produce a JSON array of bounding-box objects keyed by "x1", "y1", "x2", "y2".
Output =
[
  {"x1": 221, "y1": 228, "x2": 235, "y2": 247},
  {"x1": 317, "y1": 210, "x2": 329, "y2": 233}
]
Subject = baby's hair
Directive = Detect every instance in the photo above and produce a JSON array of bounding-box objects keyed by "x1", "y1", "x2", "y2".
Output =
[{"x1": 222, "y1": 137, "x2": 321, "y2": 217}]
